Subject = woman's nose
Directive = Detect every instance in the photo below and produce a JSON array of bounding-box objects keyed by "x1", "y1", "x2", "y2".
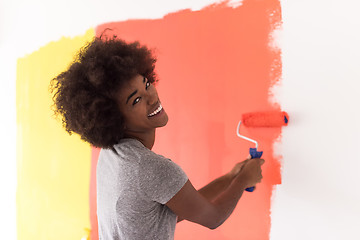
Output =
[{"x1": 147, "y1": 90, "x2": 158, "y2": 105}]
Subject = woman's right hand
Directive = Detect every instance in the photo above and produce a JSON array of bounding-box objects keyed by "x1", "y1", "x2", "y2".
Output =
[{"x1": 235, "y1": 158, "x2": 265, "y2": 189}]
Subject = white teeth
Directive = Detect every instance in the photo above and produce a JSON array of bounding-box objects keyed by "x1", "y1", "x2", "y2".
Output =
[{"x1": 148, "y1": 104, "x2": 162, "y2": 117}]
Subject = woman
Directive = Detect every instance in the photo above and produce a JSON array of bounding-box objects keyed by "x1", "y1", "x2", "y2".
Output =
[{"x1": 51, "y1": 36, "x2": 264, "y2": 240}]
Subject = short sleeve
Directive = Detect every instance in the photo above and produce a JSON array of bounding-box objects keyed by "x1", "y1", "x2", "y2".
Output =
[{"x1": 139, "y1": 155, "x2": 188, "y2": 204}]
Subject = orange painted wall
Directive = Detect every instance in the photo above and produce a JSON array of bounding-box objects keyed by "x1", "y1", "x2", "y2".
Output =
[{"x1": 91, "y1": 0, "x2": 282, "y2": 239}]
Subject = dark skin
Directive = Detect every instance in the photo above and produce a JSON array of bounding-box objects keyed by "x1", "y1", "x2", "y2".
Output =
[{"x1": 116, "y1": 74, "x2": 264, "y2": 229}]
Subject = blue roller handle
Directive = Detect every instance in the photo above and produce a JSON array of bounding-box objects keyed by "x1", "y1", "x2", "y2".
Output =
[{"x1": 245, "y1": 148, "x2": 263, "y2": 192}]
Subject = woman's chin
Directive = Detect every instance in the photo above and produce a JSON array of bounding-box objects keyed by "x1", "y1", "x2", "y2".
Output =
[{"x1": 159, "y1": 112, "x2": 169, "y2": 127}]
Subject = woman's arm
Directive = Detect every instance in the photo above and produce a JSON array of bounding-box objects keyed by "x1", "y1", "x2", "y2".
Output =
[
  {"x1": 177, "y1": 174, "x2": 232, "y2": 223},
  {"x1": 197, "y1": 160, "x2": 249, "y2": 202},
  {"x1": 167, "y1": 158, "x2": 264, "y2": 229},
  {"x1": 176, "y1": 161, "x2": 248, "y2": 222}
]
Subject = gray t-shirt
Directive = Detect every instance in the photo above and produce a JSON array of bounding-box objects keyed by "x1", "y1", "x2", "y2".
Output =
[{"x1": 96, "y1": 138, "x2": 188, "y2": 240}]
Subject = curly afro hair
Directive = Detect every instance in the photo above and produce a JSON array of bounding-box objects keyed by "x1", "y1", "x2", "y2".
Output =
[{"x1": 50, "y1": 36, "x2": 158, "y2": 148}]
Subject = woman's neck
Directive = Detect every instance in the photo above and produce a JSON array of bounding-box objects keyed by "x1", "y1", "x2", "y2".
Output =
[{"x1": 124, "y1": 129, "x2": 156, "y2": 150}]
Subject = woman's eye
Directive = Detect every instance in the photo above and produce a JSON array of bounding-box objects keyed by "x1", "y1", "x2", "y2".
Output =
[
  {"x1": 146, "y1": 81, "x2": 151, "y2": 89},
  {"x1": 133, "y1": 97, "x2": 141, "y2": 105}
]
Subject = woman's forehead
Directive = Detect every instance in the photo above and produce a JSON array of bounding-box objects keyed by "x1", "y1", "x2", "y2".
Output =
[{"x1": 116, "y1": 74, "x2": 143, "y2": 102}]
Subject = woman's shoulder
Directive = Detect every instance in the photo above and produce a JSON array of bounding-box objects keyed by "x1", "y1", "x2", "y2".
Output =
[
  {"x1": 109, "y1": 138, "x2": 160, "y2": 162},
  {"x1": 98, "y1": 138, "x2": 142, "y2": 164},
  {"x1": 115, "y1": 138, "x2": 145, "y2": 152}
]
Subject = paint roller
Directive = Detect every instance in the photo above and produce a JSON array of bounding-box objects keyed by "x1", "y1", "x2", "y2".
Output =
[{"x1": 237, "y1": 111, "x2": 289, "y2": 192}]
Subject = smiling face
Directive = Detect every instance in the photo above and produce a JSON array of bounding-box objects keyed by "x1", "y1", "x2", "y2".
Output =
[{"x1": 116, "y1": 74, "x2": 168, "y2": 137}]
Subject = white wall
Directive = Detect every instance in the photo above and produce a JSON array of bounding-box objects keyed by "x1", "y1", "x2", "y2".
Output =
[
  {"x1": 1, "y1": 0, "x2": 359, "y2": 239},
  {"x1": 271, "y1": 0, "x2": 360, "y2": 239}
]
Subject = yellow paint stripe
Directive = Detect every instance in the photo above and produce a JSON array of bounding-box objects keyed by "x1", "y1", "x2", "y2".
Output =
[{"x1": 16, "y1": 29, "x2": 95, "y2": 240}]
